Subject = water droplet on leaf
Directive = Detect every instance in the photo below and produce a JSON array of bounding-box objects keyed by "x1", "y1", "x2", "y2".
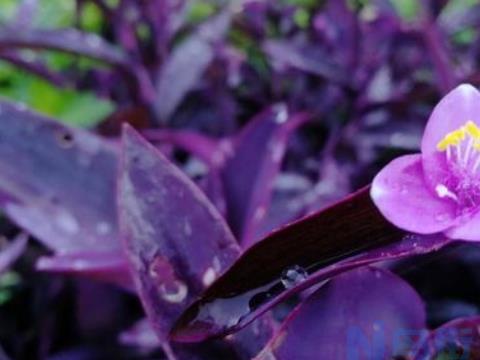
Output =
[
  {"x1": 159, "y1": 280, "x2": 188, "y2": 304},
  {"x1": 281, "y1": 265, "x2": 308, "y2": 289}
]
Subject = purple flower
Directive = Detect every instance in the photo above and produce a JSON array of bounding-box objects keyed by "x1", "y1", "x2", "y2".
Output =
[{"x1": 371, "y1": 84, "x2": 480, "y2": 241}]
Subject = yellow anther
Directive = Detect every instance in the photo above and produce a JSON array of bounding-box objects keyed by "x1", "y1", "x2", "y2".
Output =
[
  {"x1": 465, "y1": 120, "x2": 480, "y2": 139},
  {"x1": 437, "y1": 120, "x2": 480, "y2": 151}
]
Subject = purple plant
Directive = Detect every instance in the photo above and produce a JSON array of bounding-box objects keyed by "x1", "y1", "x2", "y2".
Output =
[{"x1": 1, "y1": 1, "x2": 480, "y2": 359}]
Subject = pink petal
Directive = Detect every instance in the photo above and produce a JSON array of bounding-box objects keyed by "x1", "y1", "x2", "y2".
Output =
[
  {"x1": 421, "y1": 84, "x2": 480, "y2": 157},
  {"x1": 445, "y1": 210, "x2": 480, "y2": 241},
  {"x1": 371, "y1": 154, "x2": 456, "y2": 233}
]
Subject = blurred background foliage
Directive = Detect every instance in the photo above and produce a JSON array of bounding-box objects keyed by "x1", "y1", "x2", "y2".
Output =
[
  {"x1": 0, "y1": 0, "x2": 112, "y2": 127},
  {"x1": 0, "y1": 0, "x2": 476, "y2": 128}
]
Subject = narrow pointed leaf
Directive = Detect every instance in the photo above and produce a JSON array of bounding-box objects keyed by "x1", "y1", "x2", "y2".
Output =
[
  {"x1": 256, "y1": 267, "x2": 427, "y2": 360},
  {"x1": 154, "y1": 12, "x2": 231, "y2": 121},
  {"x1": 0, "y1": 27, "x2": 128, "y2": 66},
  {"x1": 171, "y1": 187, "x2": 452, "y2": 341},
  {"x1": 118, "y1": 125, "x2": 240, "y2": 342},
  {"x1": 223, "y1": 105, "x2": 309, "y2": 246},
  {"x1": 263, "y1": 40, "x2": 350, "y2": 86}
]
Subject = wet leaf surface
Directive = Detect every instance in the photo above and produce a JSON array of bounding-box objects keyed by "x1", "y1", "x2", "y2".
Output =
[{"x1": 171, "y1": 187, "x2": 452, "y2": 342}]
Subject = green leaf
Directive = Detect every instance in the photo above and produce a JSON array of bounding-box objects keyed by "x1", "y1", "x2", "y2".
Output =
[
  {"x1": 294, "y1": 8, "x2": 310, "y2": 28},
  {"x1": 81, "y1": 2, "x2": 104, "y2": 32},
  {"x1": 390, "y1": 0, "x2": 420, "y2": 21},
  {"x1": 187, "y1": 1, "x2": 216, "y2": 24},
  {"x1": 0, "y1": 60, "x2": 115, "y2": 128},
  {"x1": 0, "y1": 0, "x2": 17, "y2": 25},
  {"x1": 33, "y1": 0, "x2": 76, "y2": 28}
]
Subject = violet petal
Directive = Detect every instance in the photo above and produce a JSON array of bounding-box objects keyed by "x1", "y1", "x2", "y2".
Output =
[
  {"x1": 371, "y1": 154, "x2": 456, "y2": 234},
  {"x1": 421, "y1": 84, "x2": 480, "y2": 157}
]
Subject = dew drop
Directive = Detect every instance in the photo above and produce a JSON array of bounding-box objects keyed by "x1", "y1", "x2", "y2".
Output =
[
  {"x1": 202, "y1": 267, "x2": 216, "y2": 287},
  {"x1": 159, "y1": 280, "x2": 188, "y2": 304},
  {"x1": 273, "y1": 103, "x2": 288, "y2": 124},
  {"x1": 183, "y1": 221, "x2": 192, "y2": 236},
  {"x1": 56, "y1": 211, "x2": 79, "y2": 235},
  {"x1": 212, "y1": 256, "x2": 222, "y2": 273},
  {"x1": 281, "y1": 265, "x2": 308, "y2": 289},
  {"x1": 254, "y1": 207, "x2": 266, "y2": 221},
  {"x1": 96, "y1": 221, "x2": 112, "y2": 235}
]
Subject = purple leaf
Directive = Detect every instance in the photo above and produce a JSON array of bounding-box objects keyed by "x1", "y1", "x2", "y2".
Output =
[
  {"x1": 0, "y1": 233, "x2": 28, "y2": 273},
  {"x1": 143, "y1": 129, "x2": 220, "y2": 166},
  {"x1": 119, "y1": 318, "x2": 161, "y2": 349},
  {"x1": 0, "y1": 101, "x2": 119, "y2": 252},
  {"x1": 0, "y1": 27, "x2": 128, "y2": 66},
  {"x1": 118, "y1": 125, "x2": 240, "y2": 343},
  {"x1": 36, "y1": 251, "x2": 132, "y2": 290},
  {"x1": 412, "y1": 316, "x2": 480, "y2": 359},
  {"x1": 0, "y1": 100, "x2": 128, "y2": 287},
  {"x1": 0, "y1": 100, "x2": 119, "y2": 254},
  {"x1": 222, "y1": 105, "x2": 309, "y2": 246},
  {"x1": 263, "y1": 40, "x2": 350, "y2": 86},
  {"x1": 171, "y1": 187, "x2": 453, "y2": 342},
  {"x1": 256, "y1": 267, "x2": 427, "y2": 360},
  {"x1": 154, "y1": 12, "x2": 231, "y2": 122}
]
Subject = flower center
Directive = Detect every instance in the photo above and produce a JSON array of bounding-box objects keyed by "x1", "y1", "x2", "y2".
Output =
[{"x1": 436, "y1": 120, "x2": 480, "y2": 209}]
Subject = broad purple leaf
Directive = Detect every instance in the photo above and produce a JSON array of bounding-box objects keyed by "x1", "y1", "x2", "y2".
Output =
[
  {"x1": 0, "y1": 233, "x2": 28, "y2": 273},
  {"x1": 412, "y1": 316, "x2": 480, "y2": 359},
  {"x1": 154, "y1": 12, "x2": 231, "y2": 122},
  {"x1": 0, "y1": 100, "x2": 119, "y2": 253},
  {"x1": 222, "y1": 105, "x2": 309, "y2": 246},
  {"x1": 256, "y1": 267, "x2": 427, "y2": 360},
  {"x1": 118, "y1": 125, "x2": 240, "y2": 343},
  {"x1": 0, "y1": 27, "x2": 127, "y2": 66},
  {"x1": 171, "y1": 187, "x2": 453, "y2": 341}
]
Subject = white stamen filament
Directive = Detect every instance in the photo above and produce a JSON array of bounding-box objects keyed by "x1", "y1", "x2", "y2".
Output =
[
  {"x1": 455, "y1": 143, "x2": 463, "y2": 164},
  {"x1": 446, "y1": 146, "x2": 451, "y2": 161},
  {"x1": 464, "y1": 136, "x2": 474, "y2": 165},
  {"x1": 473, "y1": 154, "x2": 480, "y2": 173},
  {"x1": 435, "y1": 184, "x2": 458, "y2": 202}
]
